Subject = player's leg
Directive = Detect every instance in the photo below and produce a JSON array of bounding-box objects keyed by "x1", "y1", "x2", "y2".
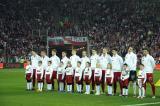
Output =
[
  {"x1": 113, "y1": 72, "x2": 117, "y2": 95},
  {"x1": 101, "y1": 70, "x2": 105, "y2": 93},
  {"x1": 32, "y1": 69, "x2": 36, "y2": 89},
  {"x1": 148, "y1": 73, "x2": 155, "y2": 98},
  {"x1": 91, "y1": 70, "x2": 95, "y2": 92}
]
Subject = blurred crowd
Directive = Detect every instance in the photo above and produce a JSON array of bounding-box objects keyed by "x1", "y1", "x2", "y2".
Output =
[{"x1": 0, "y1": 0, "x2": 160, "y2": 63}]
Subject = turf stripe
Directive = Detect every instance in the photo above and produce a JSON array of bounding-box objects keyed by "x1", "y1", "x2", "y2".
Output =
[{"x1": 122, "y1": 102, "x2": 160, "y2": 106}]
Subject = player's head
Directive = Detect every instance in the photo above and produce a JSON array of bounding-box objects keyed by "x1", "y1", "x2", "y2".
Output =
[
  {"x1": 48, "y1": 61, "x2": 52, "y2": 66},
  {"x1": 107, "y1": 63, "x2": 112, "y2": 69},
  {"x1": 41, "y1": 50, "x2": 46, "y2": 57},
  {"x1": 62, "y1": 51, "x2": 67, "y2": 57},
  {"x1": 38, "y1": 61, "x2": 42, "y2": 66},
  {"x1": 128, "y1": 47, "x2": 133, "y2": 53},
  {"x1": 139, "y1": 63, "x2": 144, "y2": 70},
  {"x1": 112, "y1": 48, "x2": 117, "y2": 55},
  {"x1": 143, "y1": 48, "x2": 149, "y2": 56},
  {"x1": 52, "y1": 49, "x2": 57, "y2": 56},
  {"x1": 86, "y1": 62, "x2": 91, "y2": 67},
  {"x1": 31, "y1": 50, "x2": 36, "y2": 56},
  {"x1": 67, "y1": 61, "x2": 72, "y2": 67},
  {"x1": 72, "y1": 49, "x2": 77, "y2": 55},
  {"x1": 77, "y1": 61, "x2": 81, "y2": 67},
  {"x1": 82, "y1": 51, "x2": 87, "y2": 57},
  {"x1": 123, "y1": 63, "x2": 128, "y2": 69},
  {"x1": 92, "y1": 49, "x2": 97, "y2": 55},
  {"x1": 102, "y1": 48, "x2": 108, "y2": 54}
]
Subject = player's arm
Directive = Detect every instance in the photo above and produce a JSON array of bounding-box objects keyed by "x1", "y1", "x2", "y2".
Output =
[
  {"x1": 111, "y1": 71, "x2": 114, "y2": 84},
  {"x1": 150, "y1": 56, "x2": 156, "y2": 69}
]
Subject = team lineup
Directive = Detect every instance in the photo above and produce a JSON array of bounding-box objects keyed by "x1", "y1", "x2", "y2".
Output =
[{"x1": 25, "y1": 47, "x2": 156, "y2": 99}]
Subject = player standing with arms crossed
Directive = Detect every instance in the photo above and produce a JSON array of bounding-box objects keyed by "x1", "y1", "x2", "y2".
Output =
[
  {"x1": 124, "y1": 47, "x2": 137, "y2": 97},
  {"x1": 90, "y1": 49, "x2": 99, "y2": 93},
  {"x1": 141, "y1": 48, "x2": 156, "y2": 98},
  {"x1": 99, "y1": 48, "x2": 112, "y2": 94},
  {"x1": 111, "y1": 49, "x2": 123, "y2": 96}
]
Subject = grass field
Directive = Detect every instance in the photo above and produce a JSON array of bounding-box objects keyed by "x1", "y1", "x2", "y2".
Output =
[{"x1": 0, "y1": 69, "x2": 160, "y2": 106}]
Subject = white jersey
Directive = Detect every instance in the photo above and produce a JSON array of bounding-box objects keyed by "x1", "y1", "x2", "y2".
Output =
[
  {"x1": 111, "y1": 54, "x2": 123, "y2": 72},
  {"x1": 83, "y1": 67, "x2": 92, "y2": 79},
  {"x1": 105, "y1": 69, "x2": 114, "y2": 78},
  {"x1": 90, "y1": 54, "x2": 99, "y2": 70},
  {"x1": 137, "y1": 69, "x2": 147, "y2": 84},
  {"x1": 141, "y1": 54, "x2": 155, "y2": 73},
  {"x1": 25, "y1": 65, "x2": 33, "y2": 75},
  {"x1": 40, "y1": 56, "x2": 50, "y2": 70},
  {"x1": 36, "y1": 65, "x2": 44, "y2": 79},
  {"x1": 94, "y1": 68, "x2": 102, "y2": 78},
  {"x1": 75, "y1": 67, "x2": 83, "y2": 80},
  {"x1": 121, "y1": 69, "x2": 130, "y2": 80},
  {"x1": 50, "y1": 55, "x2": 60, "y2": 70},
  {"x1": 70, "y1": 55, "x2": 81, "y2": 69},
  {"x1": 31, "y1": 55, "x2": 41, "y2": 69},
  {"x1": 65, "y1": 67, "x2": 74, "y2": 76},
  {"x1": 99, "y1": 54, "x2": 112, "y2": 70},
  {"x1": 45, "y1": 65, "x2": 53, "y2": 79},
  {"x1": 81, "y1": 56, "x2": 90, "y2": 70},
  {"x1": 57, "y1": 66, "x2": 65, "y2": 79},
  {"x1": 125, "y1": 52, "x2": 137, "y2": 71},
  {"x1": 61, "y1": 56, "x2": 70, "y2": 68}
]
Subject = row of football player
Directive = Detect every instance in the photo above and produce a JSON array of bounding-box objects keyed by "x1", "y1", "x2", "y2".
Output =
[{"x1": 25, "y1": 47, "x2": 156, "y2": 98}]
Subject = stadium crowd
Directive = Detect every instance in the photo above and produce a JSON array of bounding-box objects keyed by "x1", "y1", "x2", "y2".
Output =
[{"x1": 0, "y1": 0, "x2": 160, "y2": 63}]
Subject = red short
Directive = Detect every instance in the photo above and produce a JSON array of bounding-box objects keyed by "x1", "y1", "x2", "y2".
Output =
[
  {"x1": 102, "y1": 70, "x2": 106, "y2": 76},
  {"x1": 84, "y1": 75, "x2": 91, "y2": 84},
  {"x1": 94, "y1": 76, "x2": 101, "y2": 85},
  {"x1": 37, "y1": 74, "x2": 43, "y2": 82},
  {"x1": 26, "y1": 73, "x2": 32, "y2": 81},
  {"x1": 106, "y1": 77, "x2": 112, "y2": 85},
  {"x1": 146, "y1": 73, "x2": 154, "y2": 82},
  {"x1": 121, "y1": 79, "x2": 129, "y2": 87},
  {"x1": 75, "y1": 76, "x2": 81, "y2": 83},
  {"x1": 58, "y1": 74, "x2": 63, "y2": 82},
  {"x1": 66, "y1": 75, "x2": 73, "y2": 84},
  {"x1": 52, "y1": 71, "x2": 57, "y2": 79},
  {"x1": 114, "y1": 72, "x2": 121, "y2": 82},
  {"x1": 45, "y1": 74, "x2": 52, "y2": 84}
]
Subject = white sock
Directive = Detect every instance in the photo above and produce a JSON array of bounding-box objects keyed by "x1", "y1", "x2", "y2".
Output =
[
  {"x1": 133, "y1": 82, "x2": 136, "y2": 96},
  {"x1": 76, "y1": 84, "x2": 79, "y2": 92},
  {"x1": 27, "y1": 83, "x2": 29, "y2": 90},
  {"x1": 125, "y1": 88, "x2": 128, "y2": 96},
  {"x1": 79, "y1": 85, "x2": 82, "y2": 92},
  {"x1": 107, "y1": 86, "x2": 110, "y2": 94},
  {"x1": 40, "y1": 83, "x2": 43, "y2": 91},
  {"x1": 38, "y1": 83, "x2": 40, "y2": 90},
  {"x1": 70, "y1": 85, "x2": 72, "y2": 92},
  {"x1": 110, "y1": 86, "x2": 112, "y2": 95},
  {"x1": 142, "y1": 87, "x2": 145, "y2": 97},
  {"x1": 98, "y1": 85, "x2": 100, "y2": 94},
  {"x1": 122, "y1": 88, "x2": 125, "y2": 96},
  {"x1": 29, "y1": 82, "x2": 32, "y2": 90},
  {"x1": 86, "y1": 85, "x2": 88, "y2": 93},
  {"x1": 67, "y1": 85, "x2": 69, "y2": 92}
]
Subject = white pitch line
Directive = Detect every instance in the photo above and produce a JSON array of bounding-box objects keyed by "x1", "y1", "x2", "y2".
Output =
[{"x1": 122, "y1": 102, "x2": 160, "y2": 106}]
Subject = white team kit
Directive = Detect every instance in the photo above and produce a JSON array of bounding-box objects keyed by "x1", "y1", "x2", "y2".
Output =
[{"x1": 25, "y1": 49, "x2": 156, "y2": 98}]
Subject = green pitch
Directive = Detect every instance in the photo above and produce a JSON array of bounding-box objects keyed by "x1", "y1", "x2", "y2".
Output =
[{"x1": 0, "y1": 69, "x2": 160, "y2": 106}]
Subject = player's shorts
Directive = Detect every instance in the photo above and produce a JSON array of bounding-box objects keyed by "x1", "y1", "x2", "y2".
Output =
[
  {"x1": 26, "y1": 73, "x2": 32, "y2": 81},
  {"x1": 121, "y1": 78, "x2": 129, "y2": 87},
  {"x1": 129, "y1": 70, "x2": 137, "y2": 81},
  {"x1": 146, "y1": 73, "x2": 154, "y2": 82},
  {"x1": 94, "y1": 76, "x2": 101, "y2": 85},
  {"x1": 52, "y1": 71, "x2": 57, "y2": 80},
  {"x1": 45, "y1": 74, "x2": 52, "y2": 84},
  {"x1": 37, "y1": 74, "x2": 43, "y2": 82},
  {"x1": 75, "y1": 76, "x2": 82, "y2": 84},
  {"x1": 84, "y1": 75, "x2": 91, "y2": 84},
  {"x1": 66, "y1": 75, "x2": 73, "y2": 84},
  {"x1": 106, "y1": 77, "x2": 112, "y2": 85},
  {"x1": 113, "y1": 72, "x2": 121, "y2": 82},
  {"x1": 58, "y1": 74, "x2": 64, "y2": 82}
]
